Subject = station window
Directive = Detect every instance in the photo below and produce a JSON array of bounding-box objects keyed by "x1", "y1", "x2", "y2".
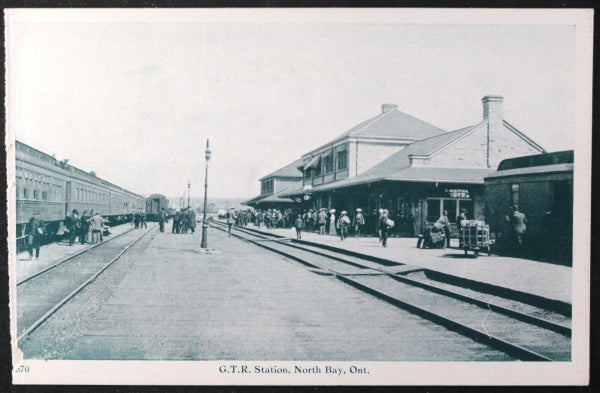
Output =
[
  {"x1": 337, "y1": 150, "x2": 347, "y2": 171},
  {"x1": 323, "y1": 155, "x2": 333, "y2": 173},
  {"x1": 304, "y1": 169, "x2": 312, "y2": 179},
  {"x1": 314, "y1": 162, "x2": 322, "y2": 176},
  {"x1": 511, "y1": 184, "x2": 520, "y2": 208},
  {"x1": 33, "y1": 190, "x2": 39, "y2": 200},
  {"x1": 23, "y1": 188, "x2": 28, "y2": 199},
  {"x1": 42, "y1": 191, "x2": 48, "y2": 200},
  {"x1": 427, "y1": 198, "x2": 473, "y2": 223}
]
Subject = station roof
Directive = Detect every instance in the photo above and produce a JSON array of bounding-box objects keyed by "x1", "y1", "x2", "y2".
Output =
[
  {"x1": 242, "y1": 184, "x2": 300, "y2": 206},
  {"x1": 303, "y1": 107, "x2": 446, "y2": 156},
  {"x1": 281, "y1": 123, "x2": 496, "y2": 196},
  {"x1": 258, "y1": 159, "x2": 303, "y2": 181}
]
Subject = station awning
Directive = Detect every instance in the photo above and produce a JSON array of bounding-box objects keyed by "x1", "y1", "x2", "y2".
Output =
[{"x1": 304, "y1": 155, "x2": 321, "y2": 170}]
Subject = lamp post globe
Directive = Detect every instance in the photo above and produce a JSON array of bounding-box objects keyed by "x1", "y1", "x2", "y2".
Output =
[{"x1": 201, "y1": 139, "x2": 211, "y2": 249}]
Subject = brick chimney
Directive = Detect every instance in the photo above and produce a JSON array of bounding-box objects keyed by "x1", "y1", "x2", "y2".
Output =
[
  {"x1": 482, "y1": 95, "x2": 504, "y2": 168},
  {"x1": 382, "y1": 104, "x2": 398, "y2": 113},
  {"x1": 482, "y1": 95, "x2": 503, "y2": 129}
]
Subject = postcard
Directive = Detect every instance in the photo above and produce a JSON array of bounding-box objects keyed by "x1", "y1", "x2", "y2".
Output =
[{"x1": 6, "y1": 8, "x2": 592, "y2": 385}]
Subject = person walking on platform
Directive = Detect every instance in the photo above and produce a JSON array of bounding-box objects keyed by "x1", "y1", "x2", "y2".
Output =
[
  {"x1": 379, "y1": 209, "x2": 391, "y2": 247},
  {"x1": 436, "y1": 210, "x2": 451, "y2": 248},
  {"x1": 140, "y1": 212, "x2": 147, "y2": 229},
  {"x1": 377, "y1": 209, "x2": 384, "y2": 242},
  {"x1": 337, "y1": 211, "x2": 350, "y2": 241},
  {"x1": 318, "y1": 209, "x2": 327, "y2": 235},
  {"x1": 353, "y1": 208, "x2": 365, "y2": 238},
  {"x1": 508, "y1": 205, "x2": 527, "y2": 253},
  {"x1": 26, "y1": 211, "x2": 45, "y2": 260},
  {"x1": 293, "y1": 214, "x2": 304, "y2": 239},
  {"x1": 65, "y1": 209, "x2": 81, "y2": 246},
  {"x1": 226, "y1": 207, "x2": 236, "y2": 237}
]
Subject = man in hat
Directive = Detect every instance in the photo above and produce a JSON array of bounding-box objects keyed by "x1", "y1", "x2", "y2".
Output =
[
  {"x1": 353, "y1": 208, "x2": 365, "y2": 238},
  {"x1": 64, "y1": 209, "x2": 81, "y2": 246},
  {"x1": 436, "y1": 210, "x2": 452, "y2": 248},
  {"x1": 337, "y1": 211, "x2": 350, "y2": 241},
  {"x1": 318, "y1": 208, "x2": 327, "y2": 235},
  {"x1": 377, "y1": 208, "x2": 385, "y2": 242},
  {"x1": 293, "y1": 214, "x2": 304, "y2": 239},
  {"x1": 457, "y1": 208, "x2": 468, "y2": 247},
  {"x1": 226, "y1": 207, "x2": 236, "y2": 237},
  {"x1": 379, "y1": 209, "x2": 391, "y2": 247},
  {"x1": 90, "y1": 212, "x2": 105, "y2": 244},
  {"x1": 26, "y1": 211, "x2": 45, "y2": 260}
]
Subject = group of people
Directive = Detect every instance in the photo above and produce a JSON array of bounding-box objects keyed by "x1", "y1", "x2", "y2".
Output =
[
  {"x1": 132, "y1": 210, "x2": 148, "y2": 229},
  {"x1": 172, "y1": 207, "x2": 196, "y2": 234},
  {"x1": 64, "y1": 209, "x2": 107, "y2": 247}
]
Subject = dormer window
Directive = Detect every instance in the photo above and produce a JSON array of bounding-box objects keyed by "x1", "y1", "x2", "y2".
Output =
[{"x1": 261, "y1": 179, "x2": 274, "y2": 194}]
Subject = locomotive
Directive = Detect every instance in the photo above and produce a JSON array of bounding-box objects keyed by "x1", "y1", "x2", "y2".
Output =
[{"x1": 14, "y1": 140, "x2": 147, "y2": 242}]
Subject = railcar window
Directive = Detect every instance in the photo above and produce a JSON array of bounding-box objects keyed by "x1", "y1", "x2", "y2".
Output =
[{"x1": 511, "y1": 184, "x2": 520, "y2": 207}]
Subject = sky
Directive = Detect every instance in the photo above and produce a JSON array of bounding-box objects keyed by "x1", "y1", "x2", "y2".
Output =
[{"x1": 6, "y1": 9, "x2": 583, "y2": 199}]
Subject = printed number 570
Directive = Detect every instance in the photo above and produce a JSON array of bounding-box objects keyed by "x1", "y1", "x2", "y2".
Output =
[{"x1": 15, "y1": 365, "x2": 29, "y2": 373}]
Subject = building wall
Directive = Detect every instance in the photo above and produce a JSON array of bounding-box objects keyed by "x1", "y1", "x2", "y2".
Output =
[
  {"x1": 274, "y1": 178, "x2": 302, "y2": 194},
  {"x1": 429, "y1": 123, "x2": 543, "y2": 169},
  {"x1": 354, "y1": 142, "x2": 406, "y2": 176}
]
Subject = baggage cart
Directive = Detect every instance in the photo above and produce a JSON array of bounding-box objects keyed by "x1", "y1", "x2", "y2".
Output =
[{"x1": 460, "y1": 220, "x2": 493, "y2": 257}]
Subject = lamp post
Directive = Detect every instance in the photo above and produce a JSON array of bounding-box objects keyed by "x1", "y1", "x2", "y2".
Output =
[
  {"x1": 187, "y1": 179, "x2": 191, "y2": 209},
  {"x1": 201, "y1": 138, "x2": 211, "y2": 248}
]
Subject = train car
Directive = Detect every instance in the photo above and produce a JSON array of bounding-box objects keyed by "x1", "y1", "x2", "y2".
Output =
[
  {"x1": 145, "y1": 194, "x2": 169, "y2": 221},
  {"x1": 14, "y1": 140, "x2": 146, "y2": 244},
  {"x1": 484, "y1": 150, "x2": 573, "y2": 263}
]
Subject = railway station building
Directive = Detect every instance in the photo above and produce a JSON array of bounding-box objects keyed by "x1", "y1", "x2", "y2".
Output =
[
  {"x1": 243, "y1": 159, "x2": 303, "y2": 211},
  {"x1": 273, "y1": 96, "x2": 546, "y2": 235}
]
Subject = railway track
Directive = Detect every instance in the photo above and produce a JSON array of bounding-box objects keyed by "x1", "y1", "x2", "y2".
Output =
[
  {"x1": 16, "y1": 226, "x2": 156, "y2": 343},
  {"x1": 211, "y1": 220, "x2": 571, "y2": 361}
]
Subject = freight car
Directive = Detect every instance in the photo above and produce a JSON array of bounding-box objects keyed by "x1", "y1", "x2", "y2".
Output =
[
  {"x1": 15, "y1": 140, "x2": 146, "y2": 245},
  {"x1": 145, "y1": 194, "x2": 169, "y2": 221},
  {"x1": 484, "y1": 150, "x2": 573, "y2": 264}
]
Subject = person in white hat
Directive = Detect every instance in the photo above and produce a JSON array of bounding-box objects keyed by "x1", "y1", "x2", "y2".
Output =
[
  {"x1": 337, "y1": 211, "x2": 351, "y2": 241},
  {"x1": 328, "y1": 209, "x2": 337, "y2": 236},
  {"x1": 353, "y1": 208, "x2": 365, "y2": 238},
  {"x1": 318, "y1": 208, "x2": 327, "y2": 235}
]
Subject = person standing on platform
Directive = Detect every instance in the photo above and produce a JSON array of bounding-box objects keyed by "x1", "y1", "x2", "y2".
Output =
[
  {"x1": 79, "y1": 210, "x2": 89, "y2": 244},
  {"x1": 328, "y1": 209, "x2": 337, "y2": 236},
  {"x1": 457, "y1": 208, "x2": 467, "y2": 248},
  {"x1": 90, "y1": 212, "x2": 104, "y2": 244},
  {"x1": 436, "y1": 210, "x2": 451, "y2": 249},
  {"x1": 353, "y1": 208, "x2": 365, "y2": 238},
  {"x1": 379, "y1": 209, "x2": 391, "y2": 247},
  {"x1": 173, "y1": 210, "x2": 181, "y2": 234},
  {"x1": 159, "y1": 208, "x2": 166, "y2": 232},
  {"x1": 26, "y1": 211, "x2": 45, "y2": 260},
  {"x1": 188, "y1": 209, "x2": 196, "y2": 233},
  {"x1": 141, "y1": 211, "x2": 147, "y2": 229},
  {"x1": 377, "y1": 209, "x2": 385, "y2": 242},
  {"x1": 293, "y1": 214, "x2": 304, "y2": 239},
  {"x1": 226, "y1": 207, "x2": 236, "y2": 237},
  {"x1": 508, "y1": 205, "x2": 528, "y2": 252},
  {"x1": 337, "y1": 211, "x2": 350, "y2": 241},
  {"x1": 65, "y1": 209, "x2": 81, "y2": 246},
  {"x1": 318, "y1": 209, "x2": 327, "y2": 235}
]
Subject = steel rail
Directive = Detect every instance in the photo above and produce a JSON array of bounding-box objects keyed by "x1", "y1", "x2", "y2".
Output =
[
  {"x1": 223, "y1": 222, "x2": 571, "y2": 317},
  {"x1": 212, "y1": 221, "x2": 563, "y2": 361},
  {"x1": 17, "y1": 226, "x2": 137, "y2": 286},
  {"x1": 17, "y1": 227, "x2": 155, "y2": 343}
]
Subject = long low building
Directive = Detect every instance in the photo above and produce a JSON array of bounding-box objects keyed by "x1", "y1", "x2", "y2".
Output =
[{"x1": 247, "y1": 96, "x2": 546, "y2": 235}]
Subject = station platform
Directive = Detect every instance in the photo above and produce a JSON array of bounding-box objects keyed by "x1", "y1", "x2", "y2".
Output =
[
  {"x1": 14, "y1": 222, "x2": 150, "y2": 282},
  {"x1": 240, "y1": 224, "x2": 572, "y2": 305}
]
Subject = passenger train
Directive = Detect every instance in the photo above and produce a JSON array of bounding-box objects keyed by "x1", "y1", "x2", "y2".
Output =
[{"x1": 14, "y1": 140, "x2": 149, "y2": 241}]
